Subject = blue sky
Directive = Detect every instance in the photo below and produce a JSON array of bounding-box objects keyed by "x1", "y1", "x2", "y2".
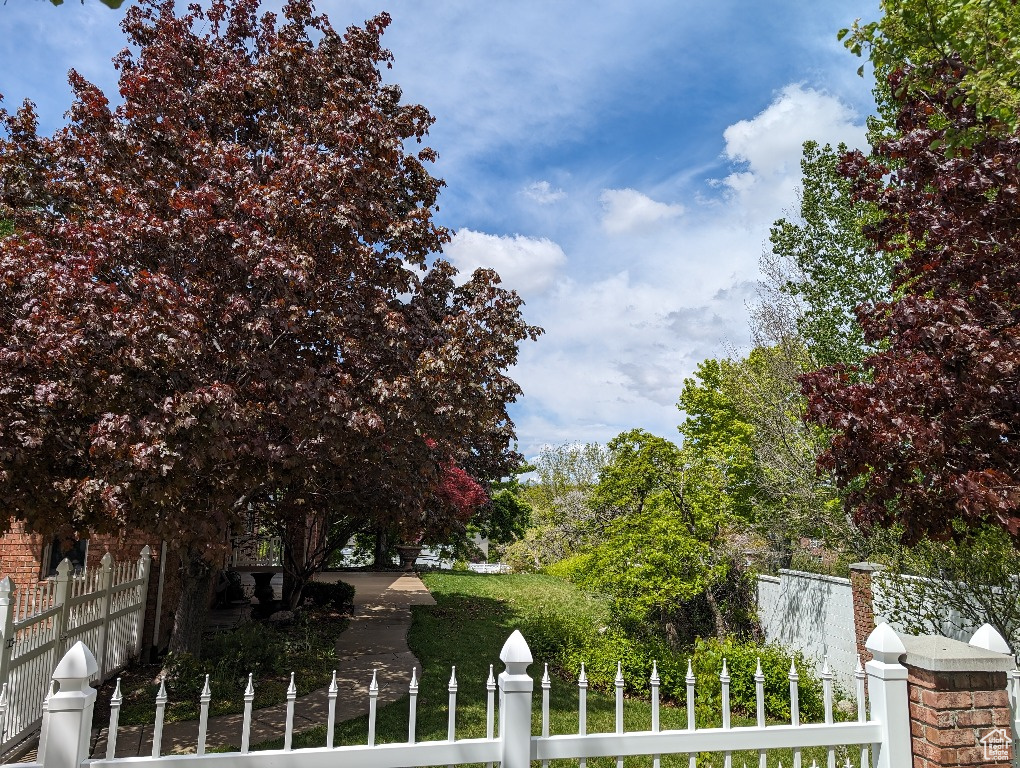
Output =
[{"x1": 0, "y1": 0, "x2": 878, "y2": 459}]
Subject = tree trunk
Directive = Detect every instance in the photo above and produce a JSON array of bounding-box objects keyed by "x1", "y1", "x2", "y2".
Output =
[
  {"x1": 704, "y1": 587, "x2": 727, "y2": 640},
  {"x1": 166, "y1": 550, "x2": 213, "y2": 659},
  {"x1": 373, "y1": 527, "x2": 391, "y2": 568},
  {"x1": 281, "y1": 551, "x2": 306, "y2": 611}
]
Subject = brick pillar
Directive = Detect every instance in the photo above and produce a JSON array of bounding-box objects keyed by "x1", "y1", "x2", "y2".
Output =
[
  {"x1": 900, "y1": 634, "x2": 1015, "y2": 767},
  {"x1": 849, "y1": 561, "x2": 883, "y2": 664}
]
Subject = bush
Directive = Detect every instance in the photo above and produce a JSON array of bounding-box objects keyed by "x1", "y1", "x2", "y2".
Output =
[
  {"x1": 542, "y1": 552, "x2": 587, "y2": 580},
  {"x1": 688, "y1": 636, "x2": 825, "y2": 723},
  {"x1": 202, "y1": 621, "x2": 285, "y2": 681},
  {"x1": 515, "y1": 605, "x2": 826, "y2": 723},
  {"x1": 301, "y1": 579, "x2": 356, "y2": 612}
]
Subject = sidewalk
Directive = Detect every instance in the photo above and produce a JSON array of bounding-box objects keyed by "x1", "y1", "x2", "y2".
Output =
[{"x1": 89, "y1": 572, "x2": 435, "y2": 757}]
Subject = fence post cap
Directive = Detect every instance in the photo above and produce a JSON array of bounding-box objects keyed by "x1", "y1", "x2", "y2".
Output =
[
  {"x1": 0, "y1": 575, "x2": 13, "y2": 596},
  {"x1": 500, "y1": 629, "x2": 533, "y2": 669},
  {"x1": 56, "y1": 558, "x2": 72, "y2": 577},
  {"x1": 970, "y1": 623, "x2": 1011, "y2": 655},
  {"x1": 865, "y1": 622, "x2": 905, "y2": 664},
  {"x1": 53, "y1": 641, "x2": 99, "y2": 690},
  {"x1": 848, "y1": 561, "x2": 886, "y2": 572},
  {"x1": 101, "y1": 551, "x2": 114, "y2": 567}
]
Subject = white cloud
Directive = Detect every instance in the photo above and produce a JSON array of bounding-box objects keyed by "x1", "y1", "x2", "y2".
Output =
[
  {"x1": 599, "y1": 188, "x2": 684, "y2": 235},
  {"x1": 718, "y1": 84, "x2": 867, "y2": 221},
  {"x1": 723, "y1": 84, "x2": 863, "y2": 177},
  {"x1": 522, "y1": 181, "x2": 566, "y2": 204},
  {"x1": 444, "y1": 229, "x2": 567, "y2": 296},
  {"x1": 507, "y1": 86, "x2": 868, "y2": 457}
]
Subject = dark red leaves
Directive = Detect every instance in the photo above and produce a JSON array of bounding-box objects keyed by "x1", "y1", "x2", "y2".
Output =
[
  {"x1": 802, "y1": 64, "x2": 1020, "y2": 544},
  {"x1": 0, "y1": 0, "x2": 540, "y2": 556}
]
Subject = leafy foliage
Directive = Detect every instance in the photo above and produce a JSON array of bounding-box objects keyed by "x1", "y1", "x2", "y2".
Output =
[
  {"x1": 875, "y1": 524, "x2": 1020, "y2": 652},
  {"x1": 764, "y1": 141, "x2": 892, "y2": 369},
  {"x1": 561, "y1": 429, "x2": 757, "y2": 644},
  {"x1": 841, "y1": 0, "x2": 1020, "y2": 134},
  {"x1": 300, "y1": 579, "x2": 356, "y2": 613},
  {"x1": 474, "y1": 467, "x2": 533, "y2": 547},
  {"x1": 803, "y1": 64, "x2": 1020, "y2": 543},
  {"x1": 677, "y1": 361, "x2": 757, "y2": 524},
  {"x1": 499, "y1": 443, "x2": 607, "y2": 570}
]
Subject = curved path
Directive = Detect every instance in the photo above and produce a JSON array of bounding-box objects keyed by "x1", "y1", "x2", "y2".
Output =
[{"x1": 90, "y1": 572, "x2": 435, "y2": 757}]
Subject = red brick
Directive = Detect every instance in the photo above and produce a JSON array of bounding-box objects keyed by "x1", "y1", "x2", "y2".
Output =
[
  {"x1": 913, "y1": 739, "x2": 941, "y2": 761},
  {"x1": 928, "y1": 727, "x2": 978, "y2": 748},
  {"x1": 992, "y1": 708, "x2": 1012, "y2": 726},
  {"x1": 909, "y1": 668, "x2": 940, "y2": 689},
  {"x1": 973, "y1": 690, "x2": 1008, "y2": 708},
  {"x1": 956, "y1": 709, "x2": 992, "y2": 727},
  {"x1": 923, "y1": 690, "x2": 973, "y2": 709}
]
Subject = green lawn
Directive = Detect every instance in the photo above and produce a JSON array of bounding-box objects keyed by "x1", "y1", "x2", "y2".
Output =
[{"x1": 279, "y1": 572, "x2": 861, "y2": 768}]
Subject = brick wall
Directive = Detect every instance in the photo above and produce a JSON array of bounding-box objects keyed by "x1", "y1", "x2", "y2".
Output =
[
  {"x1": 905, "y1": 666, "x2": 1012, "y2": 766},
  {"x1": 0, "y1": 521, "x2": 47, "y2": 586}
]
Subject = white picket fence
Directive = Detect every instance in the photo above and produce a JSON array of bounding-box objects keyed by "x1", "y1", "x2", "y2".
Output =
[
  {"x1": 8, "y1": 624, "x2": 924, "y2": 768},
  {"x1": 0, "y1": 547, "x2": 151, "y2": 755}
]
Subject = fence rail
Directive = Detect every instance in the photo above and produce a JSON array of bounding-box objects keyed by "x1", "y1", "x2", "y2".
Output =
[
  {"x1": 229, "y1": 536, "x2": 283, "y2": 570},
  {"x1": 0, "y1": 547, "x2": 151, "y2": 756},
  {"x1": 9, "y1": 626, "x2": 925, "y2": 768}
]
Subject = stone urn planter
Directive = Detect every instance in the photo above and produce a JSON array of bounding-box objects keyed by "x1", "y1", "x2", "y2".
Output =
[
  {"x1": 395, "y1": 545, "x2": 422, "y2": 572},
  {"x1": 251, "y1": 571, "x2": 277, "y2": 614}
]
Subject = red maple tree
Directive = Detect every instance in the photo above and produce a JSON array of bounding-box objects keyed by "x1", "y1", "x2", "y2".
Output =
[
  {"x1": 802, "y1": 64, "x2": 1020, "y2": 543},
  {"x1": 0, "y1": 0, "x2": 539, "y2": 651}
]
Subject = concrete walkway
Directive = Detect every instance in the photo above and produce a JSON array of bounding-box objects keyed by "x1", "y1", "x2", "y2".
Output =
[{"x1": 89, "y1": 572, "x2": 435, "y2": 757}]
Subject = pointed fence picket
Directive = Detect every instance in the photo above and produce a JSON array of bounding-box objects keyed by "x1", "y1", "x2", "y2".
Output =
[{"x1": 15, "y1": 626, "x2": 921, "y2": 768}]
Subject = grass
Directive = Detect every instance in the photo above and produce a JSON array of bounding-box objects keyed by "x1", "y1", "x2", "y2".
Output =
[{"x1": 273, "y1": 572, "x2": 861, "y2": 768}]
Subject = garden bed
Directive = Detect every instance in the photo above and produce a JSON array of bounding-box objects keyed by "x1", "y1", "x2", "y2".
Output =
[{"x1": 94, "y1": 589, "x2": 352, "y2": 726}]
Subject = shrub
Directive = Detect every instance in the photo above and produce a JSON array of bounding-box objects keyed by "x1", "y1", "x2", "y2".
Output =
[
  {"x1": 202, "y1": 621, "x2": 285, "y2": 681},
  {"x1": 516, "y1": 605, "x2": 826, "y2": 724},
  {"x1": 301, "y1": 579, "x2": 356, "y2": 612},
  {"x1": 688, "y1": 636, "x2": 825, "y2": 723},
  {"x1": 542, "y1": 552, "x2": 588, "y2": 580}
]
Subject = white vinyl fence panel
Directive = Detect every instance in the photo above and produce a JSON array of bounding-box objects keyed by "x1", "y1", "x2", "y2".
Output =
[
  {"x1": 756, "y1": 569, "x2": 858, "y2": 689},
  {"x1": 0, "y1": 547, "x2": 151, "y2": 755},
  {"x1": 16, "y1": 628, "x2": 910, "y2": 768}
]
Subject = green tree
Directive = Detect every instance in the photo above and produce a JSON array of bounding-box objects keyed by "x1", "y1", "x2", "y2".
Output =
[
  {"x1": 677, "y1": 360, "x2": 757, "y2": 522},
  {"x1": 762, "y1": 141, "x2": 892, "y2": 369},
  {"x1": 737, "y1": 140, "x2": 896, "y2": 568},
  {"x1": 574, "y1": 428, "x2": 756, "y2": 644},
  {"x1": 841, "y1": 0, "x2": 1020, "y2": 134},
  {"x1": 500, "y1": 443, "x2": 607, "y2": 571}
]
